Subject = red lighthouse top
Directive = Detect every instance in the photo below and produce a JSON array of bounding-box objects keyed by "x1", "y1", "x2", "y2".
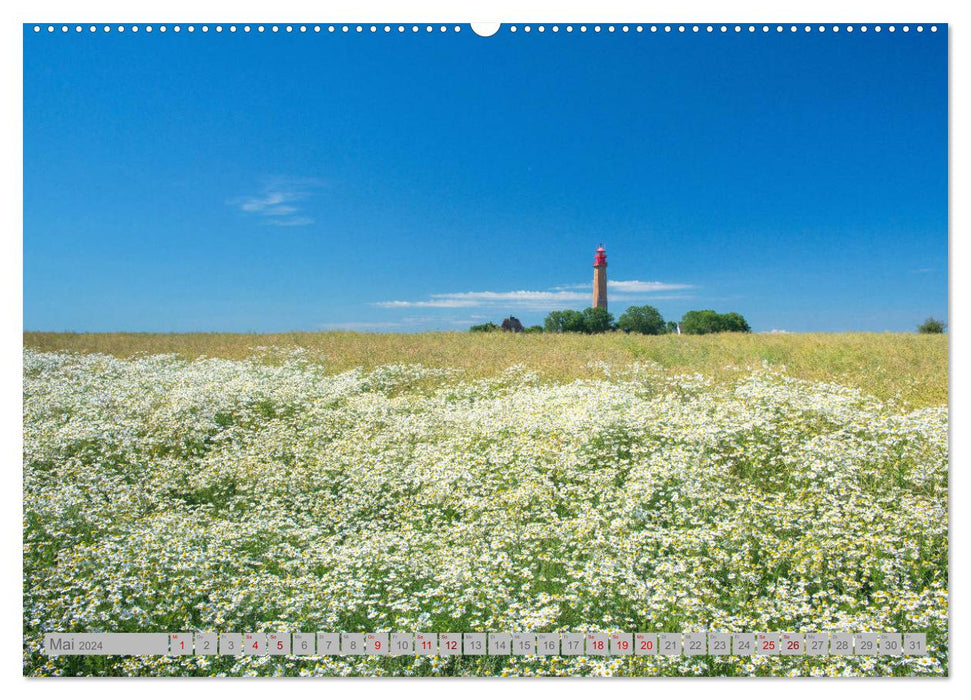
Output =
[{"x1": 593, "y1": 246, "x2": 607, "y2": 267}]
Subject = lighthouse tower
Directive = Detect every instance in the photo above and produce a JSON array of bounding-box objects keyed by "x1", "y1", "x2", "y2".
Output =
[{"x1": 593, "y1": 245, "x2": 607, "y2": 309}]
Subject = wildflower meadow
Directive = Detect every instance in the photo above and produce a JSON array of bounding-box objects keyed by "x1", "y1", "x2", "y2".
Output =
[{"x1": 22, "y1": 344, "x2": 948, "y2": 676}]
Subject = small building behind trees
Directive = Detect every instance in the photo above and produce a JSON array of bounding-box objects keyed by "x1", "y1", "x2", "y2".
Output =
[{"x1": 501, "y1": 316, "x2": 525, "y2": 333}]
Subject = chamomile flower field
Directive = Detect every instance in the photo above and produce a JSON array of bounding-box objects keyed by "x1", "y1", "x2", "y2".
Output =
[{"x1": 22, "y1": 337, "x2": 948, "y2": 677}]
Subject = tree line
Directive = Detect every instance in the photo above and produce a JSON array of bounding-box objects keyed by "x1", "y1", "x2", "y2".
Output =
[
  {"x1": 471, "y1": 310, "x2": 948, "y2": 335},
  {"x1": 470, "y1": 306, "x2": 751, "y2": 335}
]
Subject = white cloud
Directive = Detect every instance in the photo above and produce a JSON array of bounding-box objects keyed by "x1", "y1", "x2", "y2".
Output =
[
  {"x1": 609, "y1": 279, "x2": 694, "y2": 292},
  {"x1": 319, "y1": 321, "x2": 408, "y2": 330},
  {"x1": 374, "y1": 300, "x2": 481, "y2": 309},
  {"x1": 431, "y1": 290, "x2": 590, "y2": 302},
  {"x1": 266, "y1": 216, "x2": 315, "y2": 227},
  {"x1": 374, "y1": 282, "x2": 693, "y2": 311},
  {"x1": 553, "y1": 279, "x2": 694, "y2": 293},
  {"x1": 375, "y1": 290, "x2": 590, "y2": 310},
  {"x1": 611, "y1": 294, "x2": 693, "y2": 302},
  {"x1": 320, "y1": 315, "x2": 495, "y2": 331},
  {"x1": 231, "y1": 176, "x2": 323, "y2": 227}
]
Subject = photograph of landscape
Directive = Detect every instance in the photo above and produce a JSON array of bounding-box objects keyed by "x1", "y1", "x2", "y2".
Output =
[{"x1": 23, "y1": 21, "x2": 947, "y2": 677}]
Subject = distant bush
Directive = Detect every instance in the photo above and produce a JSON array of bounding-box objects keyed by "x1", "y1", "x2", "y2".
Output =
[
  {"x1": 720, "y1": 312, "x2": 751, "y2": 333},
  {"x1": 544, "y1": 308, "x2": 615, "y2": 334},
  {"x1": 665, "y1": 321, "x2": 679, "y2": 334},
  {"x1": 544, "y1": 309, "x2": 586, "y2": 333},
  {"x1": 617, "y1": 305, "x2": 666, "y2": 335},
  {"x1": 918, "y1": 317, "x2": 946, "y2": 334},
  {"x1": 469, "y1": 322, "x2": 499, "y2": 333},
  {"x1": 523, "y1": 325, "x2": 544, "y2": 334},
  {"x1": 680, "y1": 310, "x2": 751, "y2": 335},
  {"x1": 581, "y1": 307, "x2": 615, "y2": 334},
  {"x1": 679, "y1": 310, "x2": 721, "y2": 335}
]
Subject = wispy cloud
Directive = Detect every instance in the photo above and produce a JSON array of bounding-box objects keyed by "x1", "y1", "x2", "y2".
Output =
[
  {"x1": 319, "y1": 321, "x2": 409, "y2": 330},
  {"x1": 320, "y1": 316, "x2": 491, "y2": 331},
  {"x1": 375, "y1": 300, "x2": 481, "y2": 309},
  {"x1": 267, "y1": 216, "x2": 315, "y2": 227},
  {"x1": 911, "y1": 267, "x2": 936, "y2": 274},
  {"x1": 553, "y1": 279, "x2": 693, "y2": 293},
  {"x1": 609, "y1": 280, "x2": 694, "y2": 292},
  {"x1": 230, "y1": 176, "x2": 323, "y2": 227},
  {"x1": 375, "y1": 290, "x2": 587, "y2": 310},
  {"x1": 374, "y1": 280, "x2": 694, "y2": 311}
]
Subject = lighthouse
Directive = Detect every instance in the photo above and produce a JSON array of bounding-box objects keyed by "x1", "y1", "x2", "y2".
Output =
[{"x1": 593, "y1": 245, "x2": 607, "y2": 309}]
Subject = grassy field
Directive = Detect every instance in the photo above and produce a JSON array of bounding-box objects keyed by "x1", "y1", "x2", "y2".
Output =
[
  {"x1": 23, "y1": 332, "x2": 948, "y2": 677},
  {"x1": 23, "y1": 331, "x2": 948, "y2": 409}
]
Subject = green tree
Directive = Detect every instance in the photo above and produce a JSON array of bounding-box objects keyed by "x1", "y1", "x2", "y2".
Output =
[
  {"x1": 918, "y1": 317, "x2": 946, "y2": 334},
  {"x1": 680, "y1": 310, "x2": 751, "y2": 335},
  {"x1": 544, "y1": 309, "x2": 586, "y2": 333},
  {"x1": 581, "y1": 307, "x2": 615, "y2": 334},
  {"x1": 665, "y1": 320, "x2": 679, "y2": 334},
  {"x1": 617, "y1": 305, "x2": 666, "y2": 335},
  {"x1": 680, "y1": 309, "x2": 723, "y2": 335},
  {"x1": 523, "y1": 325, "x2": 544, "y2": 334},
  {"x1": 720, "y1": 312, "x2": 752, "y2": 333}
]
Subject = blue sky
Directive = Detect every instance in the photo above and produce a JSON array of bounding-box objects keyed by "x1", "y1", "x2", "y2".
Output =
[{"x1": 23, "y1": 24, "x2": 947, "y2": 332}]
